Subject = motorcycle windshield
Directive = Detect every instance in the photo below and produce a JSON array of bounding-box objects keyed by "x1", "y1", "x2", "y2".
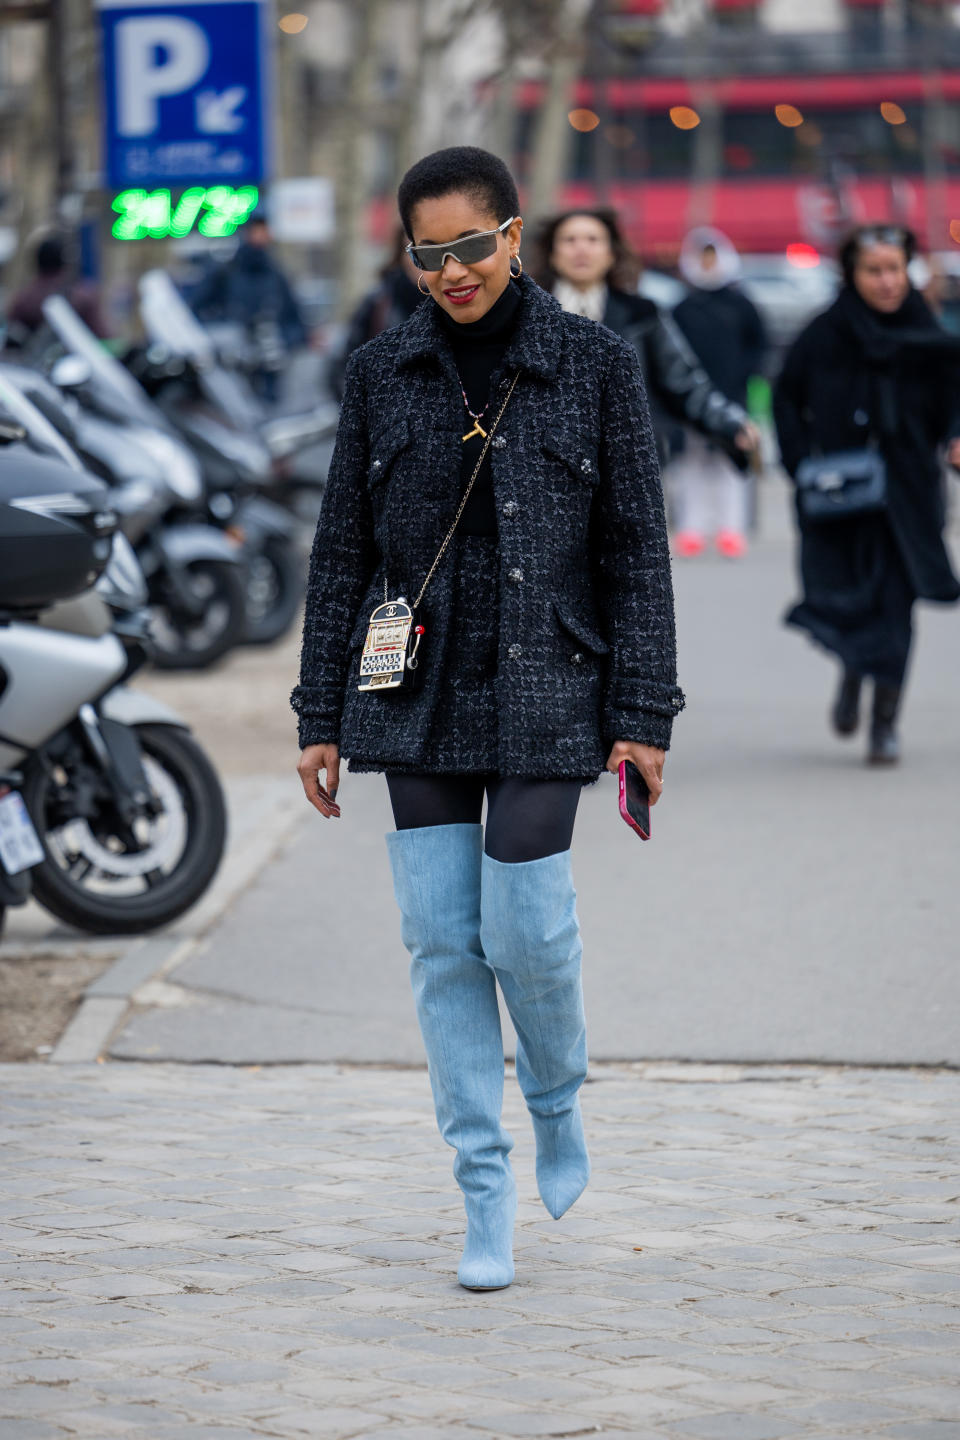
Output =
[
  {"x1": 42, "y1": 295, "x2": 162, "y2": 429},
  {"x1": 0, "y1": 369, "x2": 84, "y2": 470},
  {"x1": 139, "y1": 269, "x2": 266, "y2": 431}
]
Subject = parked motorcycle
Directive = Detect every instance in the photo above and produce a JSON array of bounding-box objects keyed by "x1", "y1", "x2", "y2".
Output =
[
  {"x1": 47, "y1": 292, "x2": 312, "y2": 648},
  {"x1": 0, "y1": 378, "x2": 227, "y2": 935},
  {"x1": 41, "y1": 297, "x2": 268, "y2": 659},
  {"x1": 138, "y1": 269, "x2": 336, "y2": 529},
  {"x1": 0, "y1": 351, "x2": 248, "y2": 670}
]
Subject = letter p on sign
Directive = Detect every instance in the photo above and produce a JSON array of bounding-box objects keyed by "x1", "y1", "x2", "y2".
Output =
[{"x1": 117, "y1": 15, "x2": 210, "y2": 137}]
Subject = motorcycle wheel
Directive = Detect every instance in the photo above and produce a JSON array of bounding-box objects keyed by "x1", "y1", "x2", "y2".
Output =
[
  {"x1": 242, "y1": 536, "x2": 304, "y2": 647},
  {"x1": 24, "y1": 724, "x2": 226, "y2": 936},
  {"x1": 149, "y1": 558, "x2": 247, "y2": 670}
]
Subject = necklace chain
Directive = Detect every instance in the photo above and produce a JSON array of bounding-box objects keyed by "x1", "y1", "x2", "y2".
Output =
[{"x1": 455, "y1": 366, "x2": 491, "y2": 441}]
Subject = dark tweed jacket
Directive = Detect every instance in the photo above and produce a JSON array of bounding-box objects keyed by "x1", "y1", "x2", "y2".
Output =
[{"x1": 292, "y1": 275, "x2": 684, "y2": 775}]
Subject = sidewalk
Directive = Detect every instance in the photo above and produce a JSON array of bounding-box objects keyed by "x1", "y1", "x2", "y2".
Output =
[{"x1": 2, "y1": 1060, "x2": 959, "y2": 1439}]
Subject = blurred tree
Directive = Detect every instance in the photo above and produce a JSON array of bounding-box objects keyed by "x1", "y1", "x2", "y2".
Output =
[
  {"x1": 515, "y1": 0, "x2": 592, "y2": 225},
  {"x1": 331, "y1": 0, "x2": 387, "y2": 315}
]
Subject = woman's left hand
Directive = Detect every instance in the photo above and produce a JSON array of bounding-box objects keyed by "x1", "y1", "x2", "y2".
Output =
[
  {"x1": 946, "y1": 437, "x2": 960, "y2": 470},
  {"x1": 606, "y1": 741, "x2": 665, "y2": 805}
]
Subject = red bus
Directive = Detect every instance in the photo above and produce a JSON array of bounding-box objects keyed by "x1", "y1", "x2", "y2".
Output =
[{"x1": 515, "y1": 70, "x2": 960, "y2": 258}]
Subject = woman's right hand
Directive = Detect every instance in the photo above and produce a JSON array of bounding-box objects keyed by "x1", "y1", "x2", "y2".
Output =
[{"x1": 297, "y1": 744, "x2": 341, "y2": 819}]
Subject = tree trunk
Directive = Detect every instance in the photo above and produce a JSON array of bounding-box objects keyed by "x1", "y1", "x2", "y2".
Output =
[
  {"x1": 524, "y1": 0, "x2": 591, "y2": 228},
  {"x1": 8, "y1": 23, "x2": 55, "y2": 290},
  {"x1": 331, "y1": 0, "x2": 385, "y2": 317}
]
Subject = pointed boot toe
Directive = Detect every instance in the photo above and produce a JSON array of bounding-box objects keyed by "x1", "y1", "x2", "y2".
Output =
[
  {"x1": 534, "y1": 1105, "x2": 590, "y2": 1220},
  {"x1": 457, "y1": 1185, "x2": 516, "y2": 1291}
]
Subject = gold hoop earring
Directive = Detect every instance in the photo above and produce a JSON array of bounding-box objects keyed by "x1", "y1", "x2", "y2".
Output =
[
  {"x1": 510, "y1": 255, "x2": 523, "y2": 278},
  {"x1": 417, "y1": 273, "x2": 430, "y2": 295}
]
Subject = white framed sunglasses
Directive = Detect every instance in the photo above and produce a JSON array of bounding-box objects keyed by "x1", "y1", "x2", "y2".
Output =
[{"x1": 406, "y1": 217, "x2": 516, "y2": 272}]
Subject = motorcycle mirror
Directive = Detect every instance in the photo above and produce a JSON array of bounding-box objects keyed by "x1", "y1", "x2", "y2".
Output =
[
  {"x1": 50, "y1": 354, "x2": 93, "y2": 391},
  {"x1": 0, "y1": 413, "x2": 28, "y2": 445}
]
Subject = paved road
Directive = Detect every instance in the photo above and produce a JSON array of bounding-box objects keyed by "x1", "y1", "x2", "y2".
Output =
[
  {"x1": 2, "y1": 1060, "x2": 959, "y2": 1440},
  {"x1": 106, "y1": 499, "x2": 960, "y2": 1066}
]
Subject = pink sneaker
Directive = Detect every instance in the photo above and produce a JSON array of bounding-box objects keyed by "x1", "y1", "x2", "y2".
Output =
[
  {"x1": 673, "y1": 530, "x2": 705, "y2": 558},
  {"x1": 715, "y1": 530, "x2": 748, "y2": 559}
]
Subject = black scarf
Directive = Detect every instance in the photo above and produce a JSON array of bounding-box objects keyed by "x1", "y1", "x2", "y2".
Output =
[
  {"x1": 835, "y1": 284, "x2": 960, "y2": 364},
  {"x1": 834, "y1": 285, "x2": 960, "y2": 438}
]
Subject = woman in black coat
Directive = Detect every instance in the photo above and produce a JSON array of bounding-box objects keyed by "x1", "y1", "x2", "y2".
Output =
[
  {"x1": 774, "y1": 225, "x2": 960, "y2": 763},
  {"x1": 534, "y1": 209, "x2": 758, "y2": 477},
  {"x1": 293, "y1": 148, "x2": 683, "y2": 1292}
]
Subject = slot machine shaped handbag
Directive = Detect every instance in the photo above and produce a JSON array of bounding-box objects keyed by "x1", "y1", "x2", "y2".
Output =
[{"x1": 358, "y1": 597, "x2": 424, "y2": 692}]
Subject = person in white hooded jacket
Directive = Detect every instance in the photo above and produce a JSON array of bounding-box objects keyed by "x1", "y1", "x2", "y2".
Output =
[{"x1": 668, "y1": 228, "x2": 768, "y2": 558}]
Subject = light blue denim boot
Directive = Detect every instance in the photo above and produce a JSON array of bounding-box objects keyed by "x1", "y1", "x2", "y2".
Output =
[
  {"x1": 480, "y1": 850, "x2": 590, "y2": 1220},
  {"x1": 386, "y1": 823, "x2": 516, "y2": 1291}
]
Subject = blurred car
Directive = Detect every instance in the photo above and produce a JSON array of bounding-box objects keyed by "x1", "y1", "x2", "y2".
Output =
[
  {"x1": 638, "y1": 268, "x2": 685, "y2": 311},
  {"x1": 738, "y1": 251, "x2": 840, "y2": 361}
]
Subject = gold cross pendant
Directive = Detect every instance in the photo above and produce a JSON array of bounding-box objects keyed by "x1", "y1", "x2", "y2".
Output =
[{"x1": 462, "y1": 419, "x2": 487, "y2": 443}]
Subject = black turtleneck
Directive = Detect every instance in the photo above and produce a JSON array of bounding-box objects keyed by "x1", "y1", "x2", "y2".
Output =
[{"x1": 439, "y1": 279, "x2": 521, "y2": 536}]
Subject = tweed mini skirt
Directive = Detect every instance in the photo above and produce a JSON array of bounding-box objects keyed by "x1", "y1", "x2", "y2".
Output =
[{"x1": 349, "y1": 533, "x2": 501, "y2": 776}]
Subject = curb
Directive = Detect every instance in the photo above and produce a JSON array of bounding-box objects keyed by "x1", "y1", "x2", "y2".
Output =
[{"x1": 50, "y1": 778, "x2": 303, "y2": 1064}]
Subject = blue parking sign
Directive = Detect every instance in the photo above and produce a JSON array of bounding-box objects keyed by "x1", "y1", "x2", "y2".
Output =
[{"x1": 98, "y1": 0, "x2": 272, "y2": 190}]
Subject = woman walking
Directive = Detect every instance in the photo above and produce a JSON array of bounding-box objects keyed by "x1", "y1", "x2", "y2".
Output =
[
  {"x1": 670, "y1": 227, "x2": 768, "y2": 558},
  {"x1": 535, "y1": 208, "x2": 758, "y2": 547},
  {"x1": 293, "y1": 148, "x2": 683, "y2": 1291},
  {"x1": 774, "y1": 225, "x2": 960, "y2": 764}
]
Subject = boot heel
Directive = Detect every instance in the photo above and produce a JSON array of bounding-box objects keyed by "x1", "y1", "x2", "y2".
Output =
[{"x1": 458, "y1": 1182, "x2": 516, "y2": 1291}]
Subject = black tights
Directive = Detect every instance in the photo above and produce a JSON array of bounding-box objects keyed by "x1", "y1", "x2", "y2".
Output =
[{"x1": 386, "y1": 774, "x2": 582, "y2": 864}]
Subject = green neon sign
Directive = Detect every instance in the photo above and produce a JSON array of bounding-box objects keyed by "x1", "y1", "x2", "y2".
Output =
[{"x1": 111, "y1": 185, "x2": 260, "y2": 241}]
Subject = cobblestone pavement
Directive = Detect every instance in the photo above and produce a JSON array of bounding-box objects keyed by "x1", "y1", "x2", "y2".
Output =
[{"x1": 2, "y1": 1061, "x2": 959, "y2": 1439}]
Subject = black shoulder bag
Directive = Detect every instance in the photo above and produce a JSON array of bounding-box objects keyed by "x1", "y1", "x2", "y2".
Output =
[{"x1": 795, "y1": 445, "x2": 887, "y2": 524}]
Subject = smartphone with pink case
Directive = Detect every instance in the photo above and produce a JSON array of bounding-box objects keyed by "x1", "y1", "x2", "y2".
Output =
[{"x1": 618, "y1": 759, "x2": 651, "y2": 841}]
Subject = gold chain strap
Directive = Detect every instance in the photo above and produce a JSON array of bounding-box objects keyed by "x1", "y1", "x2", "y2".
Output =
[{"x1": 409, "y1": 370, "x2": 521, "y2": 610}]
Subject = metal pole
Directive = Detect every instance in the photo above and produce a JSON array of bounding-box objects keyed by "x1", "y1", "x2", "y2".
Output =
[{"x1": 48, "y1": 0, "x2": 72, "y2": 214}]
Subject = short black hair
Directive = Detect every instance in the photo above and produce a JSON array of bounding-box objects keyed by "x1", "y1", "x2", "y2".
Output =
[
  {"x1": 839, "y1": 224, "x2": 916, "y2": 285},
  {"x1": 398, "y1": 147, "x2": 519, "y2": 240}
]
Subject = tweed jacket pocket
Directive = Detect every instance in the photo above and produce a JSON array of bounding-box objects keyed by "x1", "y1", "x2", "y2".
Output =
[
  {"x1": 367, "y1": 418, "x2": 411, "y2": 490},
  {"x1": 542, "y1": 427, "x2": 601, "y2": 487},
  {"x1": 553, "y1": 599, "x2": 609, "y2": 656}
]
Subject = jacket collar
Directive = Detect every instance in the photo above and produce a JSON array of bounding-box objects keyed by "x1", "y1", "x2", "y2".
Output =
[{"x1": 394, "y1": 273, "x2": 564, "y2": 381}]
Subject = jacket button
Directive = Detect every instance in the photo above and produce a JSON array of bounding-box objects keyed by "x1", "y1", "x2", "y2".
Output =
[
  {"x1": 502, "y1": 500, "x2": 519, "y2": 518},
  {"x1": 371, "y1": 458, "x2": 382, "y2": 470},
  {"x1": 507, "y1": 643, "x2": 522, "y2": 660},
  {"x1": 492, "y1": 435, "x2": 507, "y2": 450},
  {"x1": 570, "y1": 652, "x2": 584, "y2": 665},
  {"x1": 580, "y1": 458, "x2": 593, "y2": 474},
  {"x1": 507, "y1": 567, "x2": 524, "y2": 585}
]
